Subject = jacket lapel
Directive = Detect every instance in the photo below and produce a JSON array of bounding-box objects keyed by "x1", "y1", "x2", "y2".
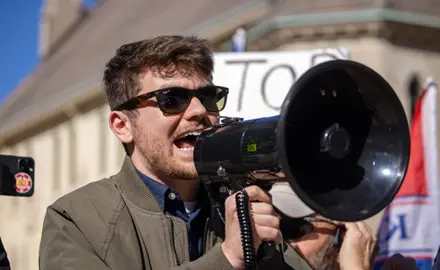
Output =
[
  {"x1": 113, "y1": 156, "x2": 181, "y2": 268},
  {"x1": 113, "y1": 155, "x2": 161, "y2": 212}
]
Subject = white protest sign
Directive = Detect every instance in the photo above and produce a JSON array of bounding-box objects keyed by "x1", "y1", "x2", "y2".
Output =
[{"x1": 212, "y1": 48, "x2": 350, "y2": 120}]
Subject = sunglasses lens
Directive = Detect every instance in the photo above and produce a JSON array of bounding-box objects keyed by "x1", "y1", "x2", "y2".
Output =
[
  {"x1": 157, "y1": 88, "x2": 191, "y2": 114},
  {"x1": 156, "y1": 86, "x2": 228, "y2": 114},
  {"x1": 199, "y1": 87, "x2": 228, "y2": 112}
]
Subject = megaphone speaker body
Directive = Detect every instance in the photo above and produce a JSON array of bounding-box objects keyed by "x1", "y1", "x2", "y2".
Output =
[{"x1": 194, "y1": 59, "x2": 410, "y2": 222}]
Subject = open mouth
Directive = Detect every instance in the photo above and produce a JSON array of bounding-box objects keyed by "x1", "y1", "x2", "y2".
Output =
[{"x1": 174, "y1": 131, "x2": 202, "y2": 152}]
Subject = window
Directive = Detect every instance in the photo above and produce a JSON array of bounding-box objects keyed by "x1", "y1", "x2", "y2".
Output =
[{"x1": 408, "y1": 73, "x2": 421, "y2": 122}]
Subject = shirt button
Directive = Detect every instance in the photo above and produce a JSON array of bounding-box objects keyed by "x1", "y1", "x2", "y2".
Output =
[{"x1": 168, "y1": 192, "x2": 176, "y2": 200}]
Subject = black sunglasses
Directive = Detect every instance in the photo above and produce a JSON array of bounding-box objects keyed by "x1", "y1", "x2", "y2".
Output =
[
  {"x1": 280, "y1": 215, "x2": 346, "y2": 248},
  {"x1": 113, "y1": 85, "x2": 229, "y2": 114},
  {"x1": 303, "y1": 217, "x2": 346, "y2": 248}
]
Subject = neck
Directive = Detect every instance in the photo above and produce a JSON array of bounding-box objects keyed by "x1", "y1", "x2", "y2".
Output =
[{"x1": 131, "y1": 155, "x2": 200, "y2": 202}]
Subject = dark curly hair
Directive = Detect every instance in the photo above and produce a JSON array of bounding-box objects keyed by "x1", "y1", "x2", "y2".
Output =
[{"x1": 103, "y1": 35, "x2": 214, "y2": 113}]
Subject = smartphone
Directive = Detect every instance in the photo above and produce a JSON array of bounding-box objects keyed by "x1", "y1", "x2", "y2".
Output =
[{"x1": 0, "y1": 154, "x2": 35, "y2": 197}]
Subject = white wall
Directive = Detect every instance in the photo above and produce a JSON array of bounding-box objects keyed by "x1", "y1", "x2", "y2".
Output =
[{"x1": 0, "y1": 104, "x2": 125, "y2": 270}]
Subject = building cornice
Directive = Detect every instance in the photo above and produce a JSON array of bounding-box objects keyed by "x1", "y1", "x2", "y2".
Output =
[
  {"x1": 247, "y1": 8, "x2": 440, "y2": 39},
  {"x1": 218, "y1": 8, "x2": 440, "y2": 52}
]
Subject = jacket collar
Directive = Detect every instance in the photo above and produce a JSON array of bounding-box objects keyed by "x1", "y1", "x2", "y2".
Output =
[
  {"x1": 113, "y1": 155, "x2": 162, "y2": 213},
  {"x1": 113, "y1": 155, "x2": 211, "y2": 214}
]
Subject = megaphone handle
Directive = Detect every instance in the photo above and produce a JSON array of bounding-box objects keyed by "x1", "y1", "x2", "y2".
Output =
[{"x1": 257, "y1": 241, "x2": 278, "y2": 262}]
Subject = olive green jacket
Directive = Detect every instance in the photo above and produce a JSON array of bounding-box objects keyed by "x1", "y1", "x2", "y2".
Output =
[{"x1": 39, "y1": 156, "x2": 312, "y2": 270}]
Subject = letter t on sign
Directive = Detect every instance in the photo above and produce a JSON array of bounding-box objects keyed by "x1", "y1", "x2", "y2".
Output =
[{"x1": 225, "y1": 60, "x2": 267, "y2": 112}]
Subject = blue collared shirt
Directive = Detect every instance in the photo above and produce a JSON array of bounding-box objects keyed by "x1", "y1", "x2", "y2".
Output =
[{"x1": 136, "y1": 169, "x2": 209, "y2": 261}]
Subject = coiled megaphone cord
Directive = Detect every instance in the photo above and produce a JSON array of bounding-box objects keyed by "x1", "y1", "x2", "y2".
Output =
[{"x1": 236, "y1": 190, "x2": 257, "y2": 270}]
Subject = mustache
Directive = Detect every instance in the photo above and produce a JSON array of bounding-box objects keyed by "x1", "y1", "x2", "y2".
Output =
[
  {"x1": 187, "y1": 118, "x2": 212, "y2": 129},
  {"x1": 172, "y1": 118, "x2": 214, "y2": 139}
]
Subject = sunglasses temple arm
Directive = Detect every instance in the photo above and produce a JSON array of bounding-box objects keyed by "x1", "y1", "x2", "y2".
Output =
[{"x1": 334, "y1": 227, "x2": 344, "y2": 248}]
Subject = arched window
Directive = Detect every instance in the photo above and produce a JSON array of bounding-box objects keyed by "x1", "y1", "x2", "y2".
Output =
[{"x1": 408, "y1": 74, "x2": 421, "y2": 121}]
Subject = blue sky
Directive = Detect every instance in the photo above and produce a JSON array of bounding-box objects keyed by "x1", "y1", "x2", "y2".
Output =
[{"x1": 0, "y1": 0, "x2": 97, "y2": 106}]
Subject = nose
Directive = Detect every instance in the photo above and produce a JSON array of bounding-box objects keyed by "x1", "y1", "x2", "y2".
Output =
[{"x1": 183, "y1": 96, "x2": 208, "y2": 121}]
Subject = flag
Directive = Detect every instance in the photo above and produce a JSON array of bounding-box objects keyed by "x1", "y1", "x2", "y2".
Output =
[
  {"x1": 374, "y1": 78, "x2": 440, "y2": 270},
  {"x1": 231, "y1": 27, "x2": 246, "y2": 52}
]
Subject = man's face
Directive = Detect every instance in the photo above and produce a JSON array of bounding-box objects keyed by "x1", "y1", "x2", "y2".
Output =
[
  {"x1": 288, "y1": 215, "x2": 341, "y2": 270},
  {"x1": 116, "y1": 68, "x2": 219, "y2": 181}
]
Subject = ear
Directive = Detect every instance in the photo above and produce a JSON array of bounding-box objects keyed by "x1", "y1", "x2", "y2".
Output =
[{"x1": 109, "y1": 111, "x2": 134, "y2": 144}]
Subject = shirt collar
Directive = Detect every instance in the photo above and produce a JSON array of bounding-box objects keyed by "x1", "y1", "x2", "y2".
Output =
[
  {"x1": 135, "y1": 167, "x2": 170, "y2": 209},
  {"x1": 134, "y1": 167, "x2": 209, "y2": 210}
]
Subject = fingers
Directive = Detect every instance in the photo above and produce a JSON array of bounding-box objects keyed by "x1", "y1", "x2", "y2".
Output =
[
  {"x1": 251, "y1": 202, "x2": 276, "y2": 216},
  {"x1": 252, "y1": 204, "x2": 281, "y2": 244},
  {"x1": 243, "y1": 186, "x2": 272, "y2": 204},
  {"x1": 345, "y1": 222, "x2": 374, "y2": 238},
  {"x1": 339, "y1": 222, "x2": 379, "y2": 270},
  {"x1": 222, "y1": 185, "x2": 280, "y2": 268},
  {"x1": 224, "y1": 186, "x2": 282, "y2": 247},
  {"x1": 357, "y1": 222, "x2": 373, "y2": 237},
  {"x1": 224, "y1": 193, "x2": 274, "y2": 215},
  {"x1": 225, "y1": 185, "x2": 272, "y2": 211},
  {"x1": 252, "y1": 214, "x2": 280, "y2": 229},
  {"x1": 254, "y1": 224, "x2": 282, "y2": 244},
  {"x1": 344, "y1": 222, "x2": 360, "y2": 231}
]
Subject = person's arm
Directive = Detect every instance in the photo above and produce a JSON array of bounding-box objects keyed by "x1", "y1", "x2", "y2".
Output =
[
  {"x1": 169, "y1": 244, "x2": 234, "y2": 270},
  {"x1": 174, "y1": 243, "x2": 310, "y2": 270},
  {"x1": 0, "y1": 237, "x2": 11, "y2": 270},
  {"x1": 41, "y1": 205, "x2": 235, "y2": 270},
  {"x1": 39, "y1": 206, "x2": 111, "y2": 270}
]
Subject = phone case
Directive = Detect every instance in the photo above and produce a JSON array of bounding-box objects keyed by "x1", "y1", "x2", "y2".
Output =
[{"x1": 0, "y1": 154, "x2": 35, "y2": 197}]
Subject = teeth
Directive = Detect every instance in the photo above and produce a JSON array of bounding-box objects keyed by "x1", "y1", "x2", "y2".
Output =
[
  {"x1": 179, "y1": 147, "x2": 194, "y2": 151},
  {"x1": 178, "y1": 131, "x2": 201, "y2": 139}
]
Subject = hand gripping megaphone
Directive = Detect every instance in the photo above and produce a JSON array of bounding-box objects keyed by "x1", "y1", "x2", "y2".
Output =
[{"x1": 193, "y1": 59, "x2": 410, "y2": 269}]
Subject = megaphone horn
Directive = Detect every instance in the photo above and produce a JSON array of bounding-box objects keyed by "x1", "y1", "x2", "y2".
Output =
[{"x1": 194, "y1": 59, "x2": 410, "y2": 222}]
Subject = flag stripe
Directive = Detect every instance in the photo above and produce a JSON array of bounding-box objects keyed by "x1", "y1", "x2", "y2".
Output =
[
  {"x1": 374, "y1": 78, "x2": 440, "y2": 270},
  {"x1": 421, "y1": 81, "x2": 440, "y2": 258},
  {"x1": 397, "y1": 89, "x2": 427, "y2": 197}
]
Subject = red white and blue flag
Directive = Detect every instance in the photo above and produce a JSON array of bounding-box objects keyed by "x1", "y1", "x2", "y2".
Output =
[{"x1": 374, "y1": 78, "x2": 440, "y2": 269}]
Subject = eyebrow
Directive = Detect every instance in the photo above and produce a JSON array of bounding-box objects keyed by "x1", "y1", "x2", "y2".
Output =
[
  {"x1": 157, "y1": 83, "x2": 214, "y2": 89},
  {"x1": 158, "y1": 82, "x2": 181, "y2": 89}
]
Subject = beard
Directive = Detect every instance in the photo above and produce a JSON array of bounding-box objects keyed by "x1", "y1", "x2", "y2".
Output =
[
  {"x1": 308, "y1": 236, "x2": 339, "y2": 270},
  {"x1": 132, "y1": 123, "x2": 199, "y2": 180}
]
